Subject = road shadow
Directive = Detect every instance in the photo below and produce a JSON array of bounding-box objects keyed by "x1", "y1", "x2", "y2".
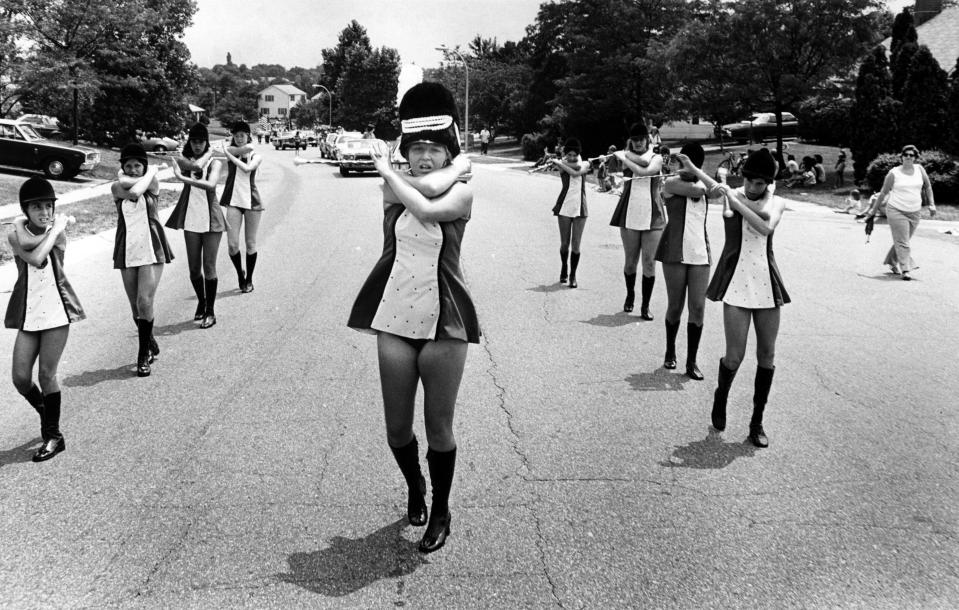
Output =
[
  {"x1": 857, "y1": 272, "x2": 910, "y2": 282},
  {"x1": 61, "y1": 363, "x2": 136, "y2": 387},
  {"x1": 582, "y1": 312, "x2": 644, "y2": 328},
  {"x1": 0, "y1": 437, "x2": 42, "y2": 466},
  {"x1": 154, "y1": 319, "x2": 199, "y2": 338},
  {"x1": 659, "y1": 428, "x2": 757, "y2": 469},
  {"x1": 275, "y1": 517, "x2": 426, "y2": 596},
  {"x1": 626, "y1": 369, "x2": 689, "y2": 391},
  {"x1": 527, "y1": 283, "x2": 567, "y2": 294}
]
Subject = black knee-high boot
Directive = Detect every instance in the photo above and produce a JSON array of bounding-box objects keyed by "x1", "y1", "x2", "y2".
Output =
[
  {"x1": 32, "y1": 391, "x2": 65, "y2": 461},
  {"x1": 229, "y1": 252, "x2": 245, "y2": 289},
  {"x1": 202, "y1": 278, "x2": 218, "y2": 328},
  {"x1": 22, "y1": 384, "x2": 44, "y2": 415},
  {"x1": 136, "y1": 318, "x2": 153, "y2": 377},
  {"x1": 245, "y1": 252, "x2": 258, "y2": 292},
  {"x1": 559, "y1": 248, "x2": 569, "y2": 283},
  {"x1": 749, "y1": 366, "x2": 775, "y2": 447},
  {"x1": 640, "y1": 275, "x2": 655, "y2": 320},
  {"x1": 389, "y1": 436, "x2": 428, "y2": 526},
  {"x1": 685, "y1": 323, "x2": 704, "y2": 380},
  {"x1": 663, "y1": 319, "x2": 680, "y2": 368},
  {"x1": 569, "y1": 252, "x2": 580, "y2": 288},
  {"x1": 420, "y1": 447, "x2": 456, "y2": 553},
  {"x1": 711, "y1": 358, "x2": 738, "y2": 431},
  {"x1": 190, "y1": 274, "x2": 206, "y2": 320},
  {"x1": 623, "y1": 272, "x2": 637, "y2": 312}
]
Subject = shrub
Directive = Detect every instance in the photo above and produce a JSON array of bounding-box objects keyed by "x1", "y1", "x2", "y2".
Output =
[
  {"x1": 865, "y1": 148, "x2": 959, "y2": 201},
  {"x1": 797, "y1": 96, "x2": 853, "y2": 146},
  {"x1": 521, "y1": 132, "x2": 553, "y2": 161}
]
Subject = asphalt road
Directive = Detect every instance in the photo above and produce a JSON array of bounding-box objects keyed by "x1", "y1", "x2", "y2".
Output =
[{"x1": 0, "y1": 146, "x2": 956, "y2": 609}]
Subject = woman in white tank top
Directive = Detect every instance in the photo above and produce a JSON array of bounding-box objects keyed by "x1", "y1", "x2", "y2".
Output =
[{"x1": 875, "y1": 145, "x2": 937, "y2": 280}]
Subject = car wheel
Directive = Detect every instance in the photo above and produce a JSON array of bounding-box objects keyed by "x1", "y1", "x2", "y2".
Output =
[
  {"x1": 340, "y1": 167, "x2": 350, "y2": 176},
  {"x1": 42, "y1": 158, "x2": 68, "y2": 179}
]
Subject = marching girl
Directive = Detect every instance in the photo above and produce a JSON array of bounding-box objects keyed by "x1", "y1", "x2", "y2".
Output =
[
  {"x1": 348, "y1": 82, "x2": 479, "y2": 554},
  {"x1": 655, "y1": 143, "x2": 722, "y2": 380},
  {"x1": 219, "y1": 121, "x2": 263, "y2": 294},
  {"x1": 6, "y1": 177, "x2": 85, "y2": 461},
  {"x1": 706, "y1": 148, "x2": 789, "y2": 447},
  {"x1": 166, "y1": 123, "x2": 226, "y2": 328},
  {"x1": 112, "y1": 143, "x2": 174, "y2": 377},
  {"x1": 609, "y1": 122, "x2": 665, "y2": 318},
  {"x1": 550, "y1": 137, "x2": 589, "y2": 288}
]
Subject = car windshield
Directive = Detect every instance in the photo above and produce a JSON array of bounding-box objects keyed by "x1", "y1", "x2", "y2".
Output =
[
  {"x1": 344, "y1": 139, "x2": 372, "y2": 151},
  {"x1": 18, "y1": 124, "x2": 42, "y2": 140}
]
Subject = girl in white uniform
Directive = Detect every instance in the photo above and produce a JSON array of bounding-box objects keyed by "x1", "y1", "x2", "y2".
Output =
[
  {"x1": 219, "y1": 121, "x2": 263, "y2": 294},
  {"x1": 5, "y1": 177, "x2": 85, "y2": 461},
  {"x1": 549, "y1": 138, "x2": 589, "y2": 288}
]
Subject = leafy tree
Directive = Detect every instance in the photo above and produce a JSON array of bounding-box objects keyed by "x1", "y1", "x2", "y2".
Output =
[
  {"x1": 320, "y1": 20, "x2": 371, "y2": 92},
  {"x1": 716, "y1": 0, "x2": 884, "y2": 154},
  {"x1": 0, "y1": 4, "x2": 25, "y2": 116},
  {"x1": 899, "y1": 45, "x2": 949, "y2": 151},
  {"x1": 213, "y1": 81, "x2": 259, "y2": 125},
  {"x1": 890, "y1": 41, "x2": 918, "y2": 100},
  {"x1": 850, "y1": 45, "x2": 900, "y2": 182},
  {"x1": 946, "y1": 57, "x2": 959, "y2": 155},
  {"x1": 335, "y1": 45, "x2": 400, "y2": 137},
  {"x1": 889, "y1": 7, "x2": 918, "y2": 59}
]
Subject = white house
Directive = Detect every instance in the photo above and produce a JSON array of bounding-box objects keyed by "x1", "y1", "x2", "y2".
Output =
[{"x1": 257, "y1": 83, "x2": 308, "y2": 120}]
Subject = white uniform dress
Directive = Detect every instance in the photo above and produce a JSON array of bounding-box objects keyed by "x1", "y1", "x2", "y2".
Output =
[{"x1": 722, "y1": 217, "x2": 776, "y2": 308}]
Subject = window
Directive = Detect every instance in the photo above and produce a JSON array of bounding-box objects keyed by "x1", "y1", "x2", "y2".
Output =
[
  {"x1": 260, "y1": 108, "x2": 269, "y2": 116},
  {"x1": 278, "y1": 108, "x2": 287, "y2": 116},
  {"x1": 264, "y1": 94, "x2": 274, "y2": 102}
]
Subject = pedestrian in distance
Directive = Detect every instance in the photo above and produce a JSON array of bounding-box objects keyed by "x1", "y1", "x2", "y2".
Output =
[
  {"x1": 166, "y1": 122, "x2": 227, "y2": 329},
  {"x1": 362, "y1": 124, "x2": 376, "y2": 139},
  {"x1": 479, "y1": 126, "x2": 491, "y2": 155},
  {"x1": 835, "y1": 149, "x2": 847, "y2": 187},
  {"x1": 112, "y1": 143, "x2": 174, "y2": 377},
  {"x1": 609, "y1": 122, "x2": 666, "y2": 319},
  {"x1": 5, "y1": 177, "x2": 85, "y2": 461},
  {"x1": 219, "y1": 121, "x2": 264, "y2": 293},
  {"x1": 348, "y1": 82, "x2": 479, "y2": 554},
  {"x1": 706, "y1": 148, "x2": 789, "y2": 448},
  {"x1": 655, "y1": 143, "x2": 723, "y2": 380},
  {"x1": 550, "y1": 137, "x2": 590, "y2": 288},
  {"x1": 874, "y1": 144, "x2": 936, "y2": 280}
]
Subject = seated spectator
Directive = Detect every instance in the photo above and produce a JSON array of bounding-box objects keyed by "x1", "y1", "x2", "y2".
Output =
[
  {"x1": 813, "y1": 154, "x2": 826, "y2": 184},
  {"x1": 785, "y1": 154, "x2": 799, "y2": 179},
  {"x1": 786, "y1": 156, "x2": 817, "y2": 188}
]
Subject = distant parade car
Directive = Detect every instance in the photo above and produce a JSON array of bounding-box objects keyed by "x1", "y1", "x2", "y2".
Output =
[
  {"x1": 0, "y1": 119, "x2": 99, "y2": 179},
  {"x1": 337, "y1": 138, "x2": 378, "y2": 176},
  {"x1": 721, "y1": 112, "x2": 799, "y2": 144},
  {"x1": 138, "y1": 133, "x2": 180, "y2": 153},
  {"x1": 17, "y1": 114, "x2": 62, "y2": 139}
]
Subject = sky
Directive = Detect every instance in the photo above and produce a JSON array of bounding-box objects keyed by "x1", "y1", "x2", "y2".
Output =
[
  {"x1": 182, "y1": 0, "x2": 544, "y2": 70},
  {"x1": 182, "y1": 0, "x2": 917, "y2": 71}
]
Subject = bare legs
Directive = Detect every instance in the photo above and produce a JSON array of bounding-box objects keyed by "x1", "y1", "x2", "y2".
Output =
[
  {"x1": 619, "y1": 227, "x2": 661, "y2": 316},
  {"x1": 557, "y1": 216, "x2": 586, "y2": 287},
  {"x1": 226, "y1": 207, "x2": 261, "y2": 292},
  {"x1": 120, "y1": 264, "x2": 164, "y2": 375},
  {"x1": 12, "y1": 326, "x2": 70, "y2": 459},
  {"x1": 184, "y1": 231, "x2": 221, "y2": 327},
  {"x1": 662, "y1": 263, "x2": 709, "y2": 378}
]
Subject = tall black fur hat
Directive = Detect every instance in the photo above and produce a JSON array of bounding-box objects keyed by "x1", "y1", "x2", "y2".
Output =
[
  {"x1": 629, "y1": 122, "x2": 649, "y2": 139},
  {"x1": 563, "y1": 137, "x2": 581, "y2": 155},
  {"x1": 120, "y1": 142, "x2": 148, "y2": 167},
  {"x1": 19, "y1": 176, "x2": 56, "y2": 212},
  {"x1": 231, "y1": 121, "x2": 251, "y2": 135},
  {"x1": 741, "y1": 148, "x2": 777, "y2": 182},
  {"x1": 679, "y1": 142, "x2": 705, "y2": 168},
  {"x1": 398, "y1": 82, "x2": 460, "y2": 158},
  {"x1": 188, "y1": 123, "x2": 209, "y2": 141}
]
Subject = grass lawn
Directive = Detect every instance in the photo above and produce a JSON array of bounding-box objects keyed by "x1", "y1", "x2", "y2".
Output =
[{"x1": 0, "y1": 189, "x2": 180, "y2": 265}]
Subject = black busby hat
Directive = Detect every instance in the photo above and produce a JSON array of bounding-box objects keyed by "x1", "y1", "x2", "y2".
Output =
[
  {"x1": 679, "y1": 142, "x2": 705, "y2": 169},
  {"x1": 120, "y1": 142, "x2": 148, "y2": 167},
  {"x1": 19, "y1": 177, "x2": 56, "y2": 210},
  {"x1": 398, "y1": 82, "x2": 460, "y2": 158},
  {"x1": 188, "y1": 123, "x2": 209, "y2": 141},
  {"x1": 563, "y1": 137, "x2": 581, "y2": 155},
  {"x1": 741, "y1": 148, "x2": 777, "y2": 182},
  {"x1": 629, "y1": 122, "x2": 649, "y2": 139},
  {"x1": 231, "y1": 121, "x2": 251, "y2": 135}
]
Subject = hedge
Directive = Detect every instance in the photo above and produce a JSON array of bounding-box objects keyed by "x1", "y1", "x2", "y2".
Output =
[{"x1": 865, "y1": 149, "x2": 959, "y2": 201}]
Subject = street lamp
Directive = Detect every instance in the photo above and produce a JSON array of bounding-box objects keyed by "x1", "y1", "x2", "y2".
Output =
[
  {"x1": 313, "y1": 84, "x2": 333, "y2": 128},
  {"x1": 435, "y1": 46, "x2": 469, "y2": 153}
]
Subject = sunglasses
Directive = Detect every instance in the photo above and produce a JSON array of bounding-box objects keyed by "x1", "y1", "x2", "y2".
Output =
[{"x1": 902, "y1": 152, "x2": 917, "y2": 158}]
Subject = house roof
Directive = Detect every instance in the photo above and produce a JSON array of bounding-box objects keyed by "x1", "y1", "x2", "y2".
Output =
[
  {"x1": 883, "y1": 6, "x2": 959, "y2": 74},
  {"x1": 259, "y1": 83, "x2": 307, "y2": 96}
]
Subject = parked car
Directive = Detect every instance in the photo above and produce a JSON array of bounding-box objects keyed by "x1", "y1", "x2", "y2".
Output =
[
  {"x1": 337, "y1": 138, "x2": 380, "y2": 176},
  {"x1": 721, "y1": 112, "x2": 799, "y2": 143},
  {"x1": 330, "y1": 132, "x2": 363, "y2": 161},
  {"x1": 18, "y1": 114, "x2": 62, "y2": 139},
  {"x1": 300, "y1": 130, "x2": 318, "y2": 147},
  {"x1": 0, "y1": 119, "x2": 99, "y2": 179},
  {"x1": 273, "y1": 131, "x2": 308, "y2": 150},
  {"x1": 138, "y1": 133, "x2": 180, "y2": 152}
]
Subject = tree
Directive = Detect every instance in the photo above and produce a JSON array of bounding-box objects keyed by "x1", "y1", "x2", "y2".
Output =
[
  {"x1": 13, "y1": 0, "x2": 198, "y2": 145},
  {"x1": 335, "y1": 45, "x2": 400, "y2": 136},
  {"x1": 946, "y1": 57, "x2": 959, "y2": 155},
  {"x1": 850, "y1": 45, "x2": 900, "y2": 182},
  {"x1": 0, "y1": 3, "x2": 26, "y2": 116},
  {"x1": 899, "y1": 46, "x2": 949, "y2": 151},
  {"x1": 716, "y1": 0, "x2": 884, "y2": 154},
  {"x1": 320, "y1": 20, "x2": 371, "y2": 92}
]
